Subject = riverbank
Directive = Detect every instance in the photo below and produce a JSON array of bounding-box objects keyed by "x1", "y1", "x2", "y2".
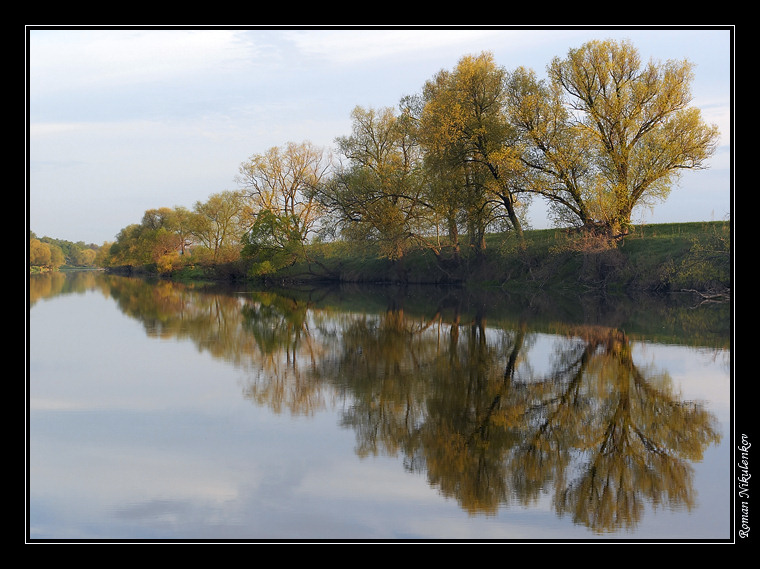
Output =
[{"x1": 111, "y1": 221, "x2": 731, "y2": 297}]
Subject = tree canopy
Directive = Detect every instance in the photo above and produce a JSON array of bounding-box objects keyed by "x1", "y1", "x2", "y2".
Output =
[{"x1": 508, "y1": 39, "x2": 720, "y2": 237}]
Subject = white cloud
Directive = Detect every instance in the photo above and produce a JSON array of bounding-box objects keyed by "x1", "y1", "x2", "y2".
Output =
[
  {"x1": 281, "y1": 28, "x2": 506, "y2": 64},
  {"x1": 29, "y1": 29, "x2": 247, "y2": 94}
]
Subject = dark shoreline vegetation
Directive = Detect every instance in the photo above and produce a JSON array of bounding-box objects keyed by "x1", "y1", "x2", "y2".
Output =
[
  {"x1": 105, "y1": 221, "x2": 731, "y2": 300},
  {"x1": 30, "y1": 262, "x2": 731, "y2": 356}
]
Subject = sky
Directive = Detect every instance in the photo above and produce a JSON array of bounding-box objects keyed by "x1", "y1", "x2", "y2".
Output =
[{"x1": 27, "y1": 26, "x2": 733, "y2": 246}]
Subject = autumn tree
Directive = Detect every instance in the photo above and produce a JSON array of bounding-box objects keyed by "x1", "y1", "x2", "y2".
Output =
[
  {"x1": 104, "y1": 206, "x2": 200, "y2": 270},
  {"x1": 190, "y1": 191, "x2": 246, "y2": 263},
  {"x1": 420, "y1": 159, "x2": 466, "y2": 256},
  {"x1": 94, "y1": 242, "x2": 113, "y2": 267},
  {"x1": 423, "y1": 152, "x2": 502, "y2": 258},
  {"x1": 313, "y1": 106, "x2": 431, "y2": 260},
  {"x1": 29, "y1": 236, "x2": 64, "y2": 269},
  {"x1": 106, "y1": 224, "x2": 147, "y2": 266},
  {"x1": 419, "y1": 52, "x2": 529, "y2": 242},
  {"x1": 237, "y1": 141, "x2": 330, "y2": 248},
  {"x1": 505, "y1": 66, "x2": 596, "y2": 230},
  {"x1": 142, "y1": 206, "x2": 195, "y2": 255},
  {"x1": 509, "y1": 39, "x2": 720, "y2": 238},
  {"x1": 71, "y1": 247, "x2": 97, "y2": 266},
  {"x1": 135, "y1": 207, "x2": 182, "y2": 270}
]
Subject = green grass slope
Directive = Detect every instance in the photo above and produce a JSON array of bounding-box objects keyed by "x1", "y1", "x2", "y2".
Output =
[{"x1": 263, "y1": 221, "x2": 731, "y2": 296}]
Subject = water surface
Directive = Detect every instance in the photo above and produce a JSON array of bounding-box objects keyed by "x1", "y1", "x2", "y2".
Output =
[{"x1": 28, "y1": 272, "x2": 731, "y2": 541}]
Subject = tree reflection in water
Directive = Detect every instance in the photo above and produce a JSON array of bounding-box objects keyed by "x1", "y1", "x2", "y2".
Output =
[
  {"x1": 325, "y1": 312, "x2": 720, "y2": 532},
  {"x1": 30, "y1": 273, "x2": 724, "y2": 533}
]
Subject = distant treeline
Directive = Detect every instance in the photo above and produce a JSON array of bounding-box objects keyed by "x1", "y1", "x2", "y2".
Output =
[{"x1": 29, "y1": 231, "x2": 104, "y2": 272}]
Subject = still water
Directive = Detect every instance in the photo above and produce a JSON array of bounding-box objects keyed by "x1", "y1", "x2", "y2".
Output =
[{"x1": 28, "y1": 271, "x2": 731, "y2": 541}]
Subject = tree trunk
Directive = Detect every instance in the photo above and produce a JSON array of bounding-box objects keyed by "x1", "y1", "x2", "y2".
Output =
[
  {"x1": 447, "y1": 216, "x2": 460, "y2": 258},
  {"x1": 501, "y1": 194, "x2": 524, "y2": 239}
]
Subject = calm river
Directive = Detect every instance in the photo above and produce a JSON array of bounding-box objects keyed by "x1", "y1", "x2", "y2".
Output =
[{"x1": 27, "y1": 271, "x2": 732, "y2": 542}]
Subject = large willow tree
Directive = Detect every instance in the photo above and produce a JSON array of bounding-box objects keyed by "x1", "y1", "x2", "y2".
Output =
[
  {"x1": 420, "y1": 52, "x2": 528, "y2": 241},
  {"x1": 237, "y1": 141, "x2": 331, "y2": 244},
  {"x1": 508, "y1": 39, "x2": 720, "y2": 238},
  {"x1": 237, "y1": 141, "x2": 332, "y2": 271},
  {"x1": 314, "y1": 106, "x2": 431, "y2": 260}
]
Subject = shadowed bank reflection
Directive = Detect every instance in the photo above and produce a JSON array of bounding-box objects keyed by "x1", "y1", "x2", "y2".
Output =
[{"x1": 29, "y1": 273, "x2": 727, "y2": 533}]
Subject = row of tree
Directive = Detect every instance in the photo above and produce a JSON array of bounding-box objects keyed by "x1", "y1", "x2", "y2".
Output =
[
  {"x1": 29, "y1": 232, "x2": 103, "y2": 270},
  {"x1": 97, "y1": 39, "x2": 720, "y2": 273}
]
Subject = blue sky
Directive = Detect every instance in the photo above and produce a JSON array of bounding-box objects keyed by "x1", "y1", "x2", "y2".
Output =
[{"x1": 27, "y1": 26, "x2": 733, "y2": 245}]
